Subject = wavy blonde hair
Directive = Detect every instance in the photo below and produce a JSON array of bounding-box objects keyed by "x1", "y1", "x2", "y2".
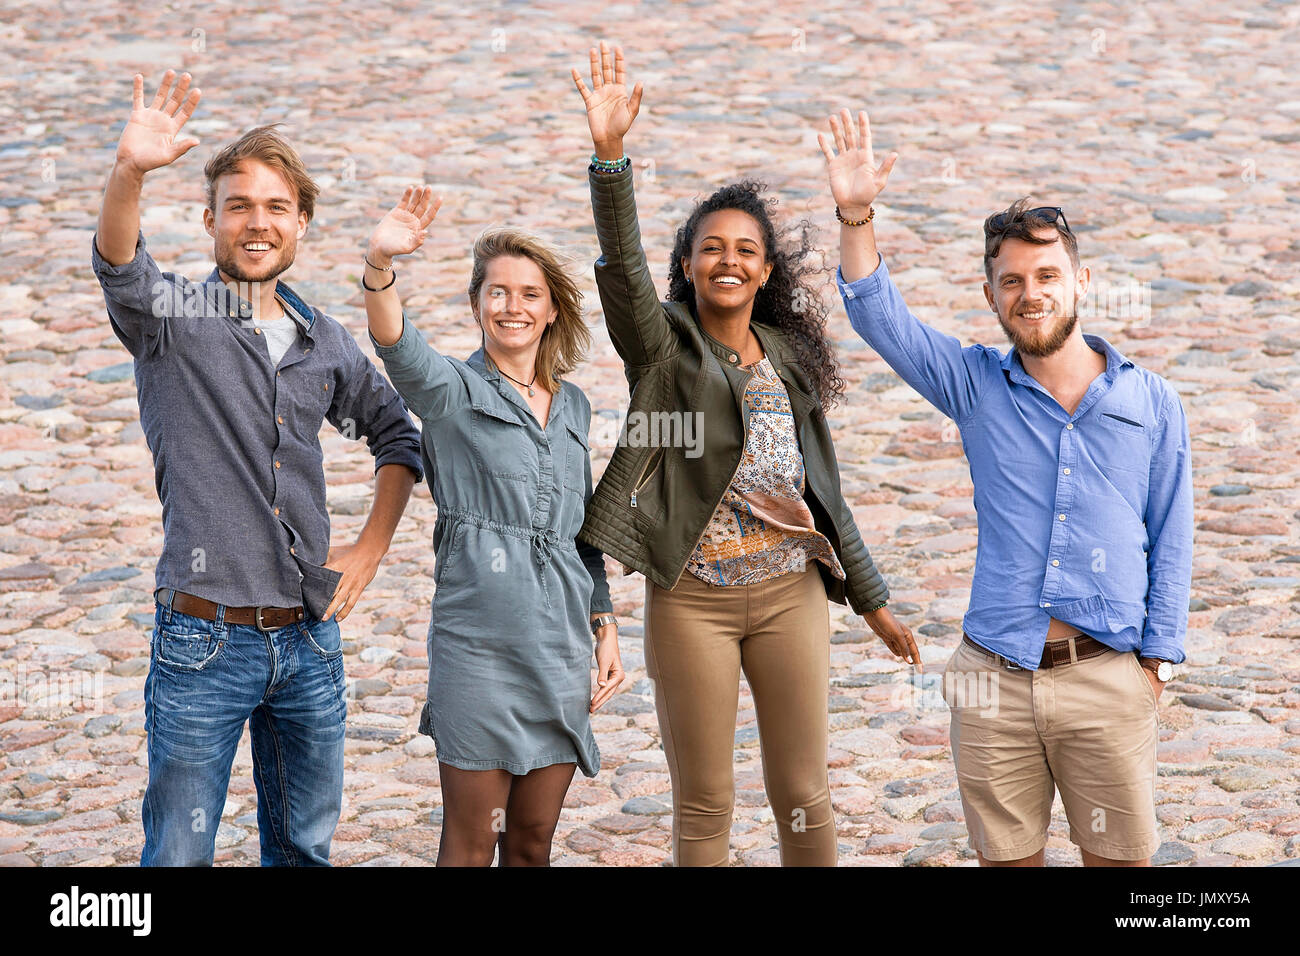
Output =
[{"x1": 467, "y1": 228, "x2": 590, "y2": 395}]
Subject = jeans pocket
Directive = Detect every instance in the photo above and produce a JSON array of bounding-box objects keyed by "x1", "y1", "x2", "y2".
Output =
[
  {"x1": 301, "y1": 617, "x2": 343, "y2": 660},
  {"x1": 154, "y1": 617, "x2": 226, "y2": 671}
]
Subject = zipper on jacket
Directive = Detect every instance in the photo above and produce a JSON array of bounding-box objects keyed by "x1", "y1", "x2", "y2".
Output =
[{"x1": 629, "y1": 448, "x2": 664, "y2": 509}]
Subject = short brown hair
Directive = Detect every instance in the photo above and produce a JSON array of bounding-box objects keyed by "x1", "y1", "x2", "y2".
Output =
[
  {"x1": 467, "y1": 229, "x2": 590, "y2": 395},
  {"x1": 983, "y1": 198, "x2": 1078, "y2": 281},
  {"x1": 204, "y1": 124, "x2": 319, "y2": 222}
]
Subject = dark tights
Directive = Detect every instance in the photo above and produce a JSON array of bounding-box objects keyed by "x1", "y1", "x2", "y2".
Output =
[{"x1": 436, "y1": 761, "x2": 577, "y2": 867}]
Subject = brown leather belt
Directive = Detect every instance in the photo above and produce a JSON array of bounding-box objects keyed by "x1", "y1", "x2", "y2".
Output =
[
  {"x1": 159, "y1": 589, "x2": 305, "y2": 632},
  {"x1": 963, "y1": 632, "x2": 1110, "y2": 670}
]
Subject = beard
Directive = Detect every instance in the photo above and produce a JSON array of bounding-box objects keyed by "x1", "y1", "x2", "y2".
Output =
[
  {"x1": 998, "y1": 305, "x2": 1078, "y2": 358},
  {"x1": 213, "y1": 234, "x2": 297, "y2": 285}
]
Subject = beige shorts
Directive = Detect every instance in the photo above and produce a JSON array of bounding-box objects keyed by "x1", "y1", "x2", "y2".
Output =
[{"x1": 943, "y1": 638, "x2": 1159, "y2": 862}]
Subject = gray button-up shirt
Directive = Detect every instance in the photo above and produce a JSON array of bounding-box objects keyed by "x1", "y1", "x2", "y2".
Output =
[{"x1": 92, "y1": 233, "x2": 423, "y2": 616}]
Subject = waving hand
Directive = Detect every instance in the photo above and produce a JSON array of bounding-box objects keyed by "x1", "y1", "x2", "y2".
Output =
[{"x1": 571, "y1": 41, "x2": 643, "y2": 160}]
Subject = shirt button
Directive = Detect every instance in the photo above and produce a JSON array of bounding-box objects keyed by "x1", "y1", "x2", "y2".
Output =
[
  {"x1": 290, "y1": 547, "x2": 295, "y2": 555},
  {"x1": 254, "y1": 328, "x2": 262, "y2": 335},
  {"x1": 1052, "y1": 560, "x2": 1060, "y2": 567},
  {"x1": 275, "y1": 460, "x2": 281, "y2": 469},
  {"x1": 1042, "y1": 602, "x2": 1051, "y2": 608},
  {"x1": 1066, "y1": 423, "x2": 1074, "y2": 430},
  {"x1": 277, "y1": 371, "x2": 281, "y2": 377},
  {"x1": 277, "y1": 416, "x2": 284, "y2": 424},
  {"x1": 729, "y1": 354, "x2": 738, "y2": 363},
  {"x1": 323, "y1": 384, "x2": 328, "y2": 391},
  {"x1": 1058, "y1": 513, "x2": 1066, "y2": 521},
  {"x1": 274, "y1": 507, "x2": 280, "y2": 516},
  {"x1": 1063, "y1": 468, "x2": 1071, "y2": 475}
]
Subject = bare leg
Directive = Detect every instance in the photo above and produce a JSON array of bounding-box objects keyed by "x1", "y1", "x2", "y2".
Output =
[
  {"x1": 436, "y1": 763, "x2": 513, "y2": 867},
  {"x1": 498, "y1": 762, "x2": 577, "y2": 867}
]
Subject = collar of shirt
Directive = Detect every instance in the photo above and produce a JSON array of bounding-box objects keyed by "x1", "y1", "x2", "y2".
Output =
[
  {"x1": 999, "y1": 333, "x2": 1136, "y2": 419},
  {"x1": 467, "y1": 347, "x2": 569, "y2": 426},
  {"x1": 1000, "y1": 332, "x2": 1134, "y2": 385},
  {"x1": 202, "y1": 268, "x2": 316, "y2": 339}
]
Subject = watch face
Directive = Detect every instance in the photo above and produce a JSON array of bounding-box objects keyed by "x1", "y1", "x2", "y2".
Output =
[{"x1": 1157, "y1": 661, "x2": 1173, "y2": 682}]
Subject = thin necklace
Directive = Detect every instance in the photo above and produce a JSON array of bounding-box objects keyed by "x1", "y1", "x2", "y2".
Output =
[{"x1": 497, "y1": 366, "x2": 537, "y2": 397}]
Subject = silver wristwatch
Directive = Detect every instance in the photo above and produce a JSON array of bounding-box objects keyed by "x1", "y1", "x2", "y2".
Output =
[{"x1": 590, "y1": 613, "x2": 617, "y2": 635}]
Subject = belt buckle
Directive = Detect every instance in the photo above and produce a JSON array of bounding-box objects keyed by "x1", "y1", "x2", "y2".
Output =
[{"x1": 255, "y1": 606, "x2": 277, "y2": 633}]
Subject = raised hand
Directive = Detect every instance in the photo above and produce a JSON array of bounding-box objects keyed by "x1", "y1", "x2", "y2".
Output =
[
  {"x1": 368, "y1": 186, "x2": 442, "y2": 264},
  {"x1": 116, "y1": 71, "x2": 202, "y2": 175},
  {"x1": 570, "y1": 41, "x2": 643, "y2": 158},
  {"x1": 818, "y1": 109, "x2": 898, "y2": 218}
]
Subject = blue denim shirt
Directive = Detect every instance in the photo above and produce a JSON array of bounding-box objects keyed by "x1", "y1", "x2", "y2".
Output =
[
  {"x1": 839, "y1": 257, "x2": 1192, "y2": 668},
  {"x1": 92, "y1": 232, "x2": 423, "y2": 616}
]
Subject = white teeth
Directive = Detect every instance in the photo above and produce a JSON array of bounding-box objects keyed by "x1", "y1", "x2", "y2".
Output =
[
  {"x1": 714, "y1": 276, "x2": 742, "y2": 285},
  {"x1": 245, "y1": 243, "x2": 271, "y2": 251},
  {"x1": 498, "y1": 321, "x2": 528, "y2": 329}
]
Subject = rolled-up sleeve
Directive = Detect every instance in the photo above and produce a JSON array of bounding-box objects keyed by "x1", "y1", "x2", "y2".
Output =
[
  {"x1": 91, "y1": 230, "x2": 179, "y2": 358},
  {"x1": 331, "y1": 332, "x2": 424, "y2": 482}
]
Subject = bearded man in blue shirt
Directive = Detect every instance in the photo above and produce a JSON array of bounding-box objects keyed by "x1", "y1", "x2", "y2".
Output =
[
  {"x1": 819, "y1": 110, "x2": 1192, "y2": 867},
  {"x1": 92, "y1": 71, "x2": 423, "y2": 866}
]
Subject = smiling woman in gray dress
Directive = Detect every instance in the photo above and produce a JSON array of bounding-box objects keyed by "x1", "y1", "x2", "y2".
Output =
[{"x1": 361, "y1": 186, "x2": 624, "y2": 866}]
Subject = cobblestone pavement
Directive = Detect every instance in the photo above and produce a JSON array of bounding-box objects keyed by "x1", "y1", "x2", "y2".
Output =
[{"x1": 1, "y1": 1, "x2": 1298, "y2": 866}]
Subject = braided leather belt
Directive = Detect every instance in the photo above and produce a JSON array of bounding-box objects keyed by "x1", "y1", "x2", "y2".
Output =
[
  {"x1": 963, "y1": 632, "x2": 1111, "y2": 670},
  {"x1": 159, "y1": 589, "x2": 305, "y2": 632}
]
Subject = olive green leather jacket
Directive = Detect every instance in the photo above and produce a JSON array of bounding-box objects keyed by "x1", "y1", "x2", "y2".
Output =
[{"x1": 577, "y1": 164, "x2": 890, "y2": 613}]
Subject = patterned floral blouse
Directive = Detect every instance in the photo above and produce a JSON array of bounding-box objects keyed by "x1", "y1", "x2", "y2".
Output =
[{"x1": 687, "y1": 356, "x2": 846, "y2": 586}]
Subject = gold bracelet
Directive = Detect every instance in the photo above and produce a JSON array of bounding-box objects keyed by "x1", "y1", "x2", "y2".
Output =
[{"x1": 835, "y1": 205, "x2": 875, "y2": 227}]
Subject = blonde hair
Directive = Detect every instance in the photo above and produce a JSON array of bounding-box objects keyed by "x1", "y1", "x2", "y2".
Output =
[
  {"x1": 204, "y1": 124, "x2": 319, "y2": 222},
  {"x1": 467, "y1": 228, "x2": 590, "y2": 395}
]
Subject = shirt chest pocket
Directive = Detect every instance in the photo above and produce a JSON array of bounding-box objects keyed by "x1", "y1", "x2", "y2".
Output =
[
  {"x1": 471, "y1": 401, "x2": 538, "y2": 482},
  {"x1": 1093, "y1": 407, "x2": 1151, "y2": 475},
  {"x1": 279, "y1": 368, "x2": 335, "y2": 432},
  {"x1": 563, "y1": 421, "x2": 591, "y2": 498}
]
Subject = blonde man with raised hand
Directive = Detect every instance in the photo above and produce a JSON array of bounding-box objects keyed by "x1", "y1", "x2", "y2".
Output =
[{"x1": 93, "y1": 71, "x2": 422, "y2": 866}]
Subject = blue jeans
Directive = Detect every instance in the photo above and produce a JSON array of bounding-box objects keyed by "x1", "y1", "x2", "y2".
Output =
[{"x1": 141, "y1": 595, "x2": 347, "y2": 866}]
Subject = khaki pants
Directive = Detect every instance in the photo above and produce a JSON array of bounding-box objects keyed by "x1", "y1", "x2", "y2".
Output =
[{"x1": 645, "y1": 566, "x2": 835, "y2": 866}]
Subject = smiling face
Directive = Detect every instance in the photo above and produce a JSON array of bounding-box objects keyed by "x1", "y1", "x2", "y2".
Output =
[
  {"x1": 681, "y1": 209, "x2": 773, "y2": 316},
  {"x1": 471, "y1": 255, "x2": 558, "y2": 361},
  {"x1": 203, "y1": 159, "x2": 307, "y2": 284},
  {"x1": 984, "y1": 230, "x2": 1090, "y2": 358}
]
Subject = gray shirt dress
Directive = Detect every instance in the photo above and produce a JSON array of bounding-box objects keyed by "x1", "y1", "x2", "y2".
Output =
[{"x1": 371, "y1": 315, "x2": 613, "y2": 777}]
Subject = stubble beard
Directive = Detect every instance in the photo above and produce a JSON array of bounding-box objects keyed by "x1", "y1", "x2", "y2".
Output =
[{"x1": 214, "y1": 235, "x2": 296, "y2": 287}]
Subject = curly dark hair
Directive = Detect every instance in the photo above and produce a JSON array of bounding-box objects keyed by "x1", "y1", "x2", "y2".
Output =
[{"x1": 666, "y1": 181, "x2": 844, "y2": 412}]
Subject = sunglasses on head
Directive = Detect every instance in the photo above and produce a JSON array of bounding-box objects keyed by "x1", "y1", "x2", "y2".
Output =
[{"x1": 985, "y1": 206, "x2": 1072, "y2": 235}]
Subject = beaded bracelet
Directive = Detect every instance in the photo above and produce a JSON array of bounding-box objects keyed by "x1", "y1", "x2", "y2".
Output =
[
  {"x1": 835, "y1": 205, "x2": 875, "y2": 226},
  {"x1": 863, "y1": 600, "x2": 888, "y2": 613},
  {"x1": 590, "y1": 153, "x2": 631, "y2": 173}
]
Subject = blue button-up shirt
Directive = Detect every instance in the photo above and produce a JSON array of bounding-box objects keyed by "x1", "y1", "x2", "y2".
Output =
[
  {"x1": 839, "y1": 257, "x2": 1192, "y2": 668},
  {"x1": 92, "y1": 232, "x2": 423, "y2": 616}
]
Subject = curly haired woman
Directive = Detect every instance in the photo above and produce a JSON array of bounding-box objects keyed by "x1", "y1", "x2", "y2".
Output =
[{"x1": 571, "y1": 43, "x2": 920, "y2": 866}]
